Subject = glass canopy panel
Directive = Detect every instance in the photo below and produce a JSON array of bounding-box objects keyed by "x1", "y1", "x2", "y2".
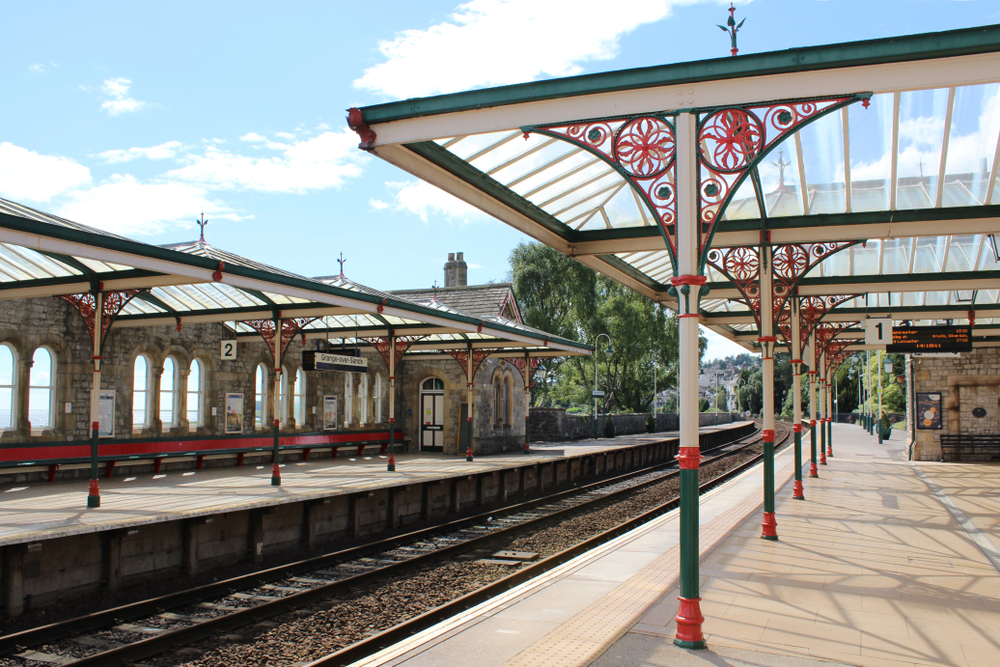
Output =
[
  {"x1": 799, "y1": 110, "x2": 847, "y2": 215},
  {"x1": 912, "y1": 237, "x2": 943, "y2": 273},
  {"x1": 881, "y1": 238, "x2": 910, "y2": 275},
  {"x1": 446, "y1": 131, "x2": 517, "y2": 163},
  {"x1": 493, "y1": 140, "x2": 580, "y2": 191},
  {"x1": 602, "y1": 186, "x2": 647, "y2": 228},
  {"x1": 210, "y1": 283, "x2": 266, "y2": 308},
  {"x1": 896, "y1": 88, "x2": 949, "y2": 206},
  {"x1": 944, "y1": 236, "x2": 977, "y2": 272},
  {"x1": 901, "y1": 291, "x2": 922, "y2": 307},
  {"x1": 150, "y1": 286, "x2": 197, "y2": 311},
  {"x1": 851, "y1": 242, "x2": 878, "y2": 275},
  {"x1": 820, "y1": 244, "x2": 852, "y2": 277},
  {"x1": 847, "y1": 92, "x2": 893, "y2": 212},
  {"x1": 0, "y1": 245, "x2": 79, "y2": 279},
  {"x1": 943, "y1": 84, "x2": 1000, "y2": 206},
  {"x1": 719, "y1": 177, "x2": 761, "y2": 221},
  {"x1": 924, "y1": 291, "x2": 949, "y2": 306}
]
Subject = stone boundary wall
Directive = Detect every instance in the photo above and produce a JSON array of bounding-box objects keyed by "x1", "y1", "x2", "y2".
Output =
[{"x1": 528, "y1": 408, "x2": 737, "y2": 442}]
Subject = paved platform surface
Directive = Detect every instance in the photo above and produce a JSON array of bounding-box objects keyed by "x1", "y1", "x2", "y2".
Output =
[
  {"x1": 346, "y1": 424, "x2": 1000, "y2": 667},
  {"x1": 0, "y1": 425, "x2": 748, "y2": 547}
]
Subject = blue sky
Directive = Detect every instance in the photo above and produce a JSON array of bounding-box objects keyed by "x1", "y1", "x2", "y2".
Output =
[{"x1": 1, "y1": 0, "x2": 998, "y2": 359}]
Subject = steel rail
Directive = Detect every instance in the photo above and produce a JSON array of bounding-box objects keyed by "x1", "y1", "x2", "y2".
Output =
[
  {"x1": 0, "y1": 423, "x2": 761, "y2": 665},
  {"x1": 309, "y1": 422, "x2": 791, "y2": 667}
]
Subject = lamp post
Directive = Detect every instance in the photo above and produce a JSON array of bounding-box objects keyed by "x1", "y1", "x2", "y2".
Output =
[
  {"x1": 653, "y1": 364, "x2": 657, "y2": 416},
  {"x1": 593, "y1": 333, "x2": 612, "y2": 438}
]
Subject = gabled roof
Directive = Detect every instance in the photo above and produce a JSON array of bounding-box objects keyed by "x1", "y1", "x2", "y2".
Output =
[{"x1": 391, "y1": 283, "x2": 522, "y2": 323}]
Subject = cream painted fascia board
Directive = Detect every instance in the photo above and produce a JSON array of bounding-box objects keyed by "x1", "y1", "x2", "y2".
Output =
[{"x1": 369, "y1": 53, "x2": 1000, "y2": 146}]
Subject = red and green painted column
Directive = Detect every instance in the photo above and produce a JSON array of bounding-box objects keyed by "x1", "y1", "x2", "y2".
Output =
[
  {"x1": 466, "y1": 344, "x2": 474, "y2": 461},
  {"x1": 808, "y1": 336, "x2": 819, "y2": 479},
  {"x1": 819, "y1": 351, "x2": 827, "y2": 466},
  {"x1": 388, "y1": 332, "x2": 397, "y2": 472},
  {"x1": 826, "y1": 363, "x2": 834, "y2": 458},
  {"x1": 87, "y1": 291, "x2": 105, "y2": 508},
  {"x1": 523, "y1": 351, "x2": 531, "y2": 454},
  {"x1": 759, "y1": 245, "x2": 777, "y2": 540},
  {"x1": 790, "y1": 298, "x2": 804, "y2": 500},
  {"x1": 672, "y1": 111, "x2": 706, "y2": 650}
]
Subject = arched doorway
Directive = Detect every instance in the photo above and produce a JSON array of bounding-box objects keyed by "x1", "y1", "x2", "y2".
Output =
[{"x1": 419, "y1": 377, "x2": 445, "y2": 452}]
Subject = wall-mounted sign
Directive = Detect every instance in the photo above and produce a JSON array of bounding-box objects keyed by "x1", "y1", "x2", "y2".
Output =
[
  {"x1": 865, "y1": 318, "x2": 893, "y2": 346},
  {"x1": 887, "y1": 326, "x2": 971, "y2": 353},
  {"x1": 916, "y1": 392, "x2": 942, "y2": 430},
  {"x1": 221, "y1": 340, "x2": 237, "y2": 360},
  {"x1": 323, "y1": 395, "x2": 338, "y2": 430},
  {"x1": 98, "y1": 390, "x2": 115, "y2": 438},
  {"x1": 303, "y1": 351, "x2": 368, "y2": 373},
  {"x1": 225, "y1": 393, "x2": 244, "y2": 433}
]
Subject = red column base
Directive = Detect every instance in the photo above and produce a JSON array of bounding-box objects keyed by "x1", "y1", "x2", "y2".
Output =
[
  {"x1": 820, "y1": 451, "x2": 827, "y2": 465},
  {"x1": 793, "y1": 480, "x2": 805, "y2": 500},
  {"x1": 387, "y1": 452, "x2": 396, "y2": 472},
  {"x1": 524, "y1": 441, "x2": 530, "y2": 454},
  {"x1": 673, "y1": 596, "x2": 706, "y2": 649},
  {"x1": 827, "y1": 445, "x2": 833, "y2": 457},
  {"x1": 466, "y1": 446, "x2": 474, "y2": 462},
  {"x1": 809, "y1": 463, "x2": 819, "y2": 478},
  {"x1": 87, "y1": 479, "x2": 101, "y2": 508},
  {"x1": 761, "y1": 512, "x2": 778, "y2": 540},
  {"x1": 270, "y1": 463, "x2": 281, "y2": 487}
]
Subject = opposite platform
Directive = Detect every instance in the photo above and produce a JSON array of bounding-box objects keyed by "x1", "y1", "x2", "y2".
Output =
[
  {"x1": 348, "y1": 424, "x2": 1000, "y2": 667},
  {"x1": 0, "y1": 426, "x2": 748, "y2": 548}
]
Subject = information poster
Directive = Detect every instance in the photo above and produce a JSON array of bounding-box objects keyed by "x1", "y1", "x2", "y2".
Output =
[
  {"x1": 98, "y1": 390, "x2": 115, "y2": 438},
  {"x1": 323, "y1": 395, "x2": 338, "y2": 430},
  {"x1": 225, "y1": 393, "x2": 244, "y2": 433},
  {"x1": 916, "y1": 392, "x2": 943, "y2": 430}
]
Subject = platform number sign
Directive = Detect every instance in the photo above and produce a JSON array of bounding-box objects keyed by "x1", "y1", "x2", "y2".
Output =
[
  {"x1": 865, "y1": 318, "x2": 892, "y2": 347},
  {"x1": 221, "y1": 340, "x2": 238, "y2": 360}
]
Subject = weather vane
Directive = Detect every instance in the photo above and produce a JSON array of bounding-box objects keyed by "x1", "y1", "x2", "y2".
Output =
[
  {"x1": 772, "y1": 148, "x2": 790, "y2": 188},
  {"x1": 432, "y1": 280, "x2": 439, "y2": 302},
  {"x1": 337, "y1": 253, "x2": 347, "y2": 278},
  {"x1": 196, "y1": 212, "x2": 208, "y2": 244},
  {"x1": 718, "y1": 3, "x2": 745, "y2": 57}
]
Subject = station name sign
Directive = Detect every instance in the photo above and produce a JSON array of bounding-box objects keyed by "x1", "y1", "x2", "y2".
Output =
[
  {"x1": 886, "y1": 325, "x2": 972, "y2": 353},
  {"x1": 302, "y1": 351, "x2": 368, "y2": 373}
]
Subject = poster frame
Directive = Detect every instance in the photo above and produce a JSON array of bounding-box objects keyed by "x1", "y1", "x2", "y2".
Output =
[
  {"x1": 225, "y1": 393, "x2": 244, "y2": 434},
  {"x1": 98, "y1": 389, "x2": 115, "y2": 438},
  {"x1": 323, "y1": 395, "x2": 338, "y2": 431}
]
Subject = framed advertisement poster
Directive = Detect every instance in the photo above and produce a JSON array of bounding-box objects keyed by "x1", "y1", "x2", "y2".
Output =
[
  {"x1": 98, "y1": 390, "x2": 115, "y2": 438},
  {"x1": 323, "y1": 395, "x2": 338, "y2": 431},
  {"x1": 225, "y1": 393, "x2": 244, "y2": 433},
  {"x1": 916, "y1": 392, "x2": 943, "y2": 430}
]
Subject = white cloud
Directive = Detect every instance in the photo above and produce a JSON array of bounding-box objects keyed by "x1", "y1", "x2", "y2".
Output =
[
  {"x1": 168, "y1": 129, "x2": 365, "y2": 193},
  {"x1": 99, "y1": 141, "x2": 185, "y2": 164},
  {"x1": 701, "y1": 326, "x2": 750, "y2": 361},
  {"x1": 57, "y1": 174, "x2": 243, "y2": 236},
  {"x1": 369, "y1": 198, "x2": 389, "y2": 210},
  {"x1": 385, "y1": 179, "x2": 488, "y2": 223},
  {"x1": 0, "y1": 143, "x2": 91, "y2": 202},
  {"x1": 354, "y1": 0, "x2": 718, "y2": 99},
  {"x1": 28, "y1": 63, "x2": 44, "y2": 74},
  {"x1": 100, "y1": 77, "x2": 147, "y2": 115}
]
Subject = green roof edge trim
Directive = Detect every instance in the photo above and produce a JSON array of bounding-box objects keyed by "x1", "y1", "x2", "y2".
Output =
[{"x1": 358, "y1": 24, "x2": 1000, "y2": 125}]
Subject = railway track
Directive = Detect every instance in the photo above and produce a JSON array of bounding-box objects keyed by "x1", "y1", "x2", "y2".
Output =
[{"x1": 0, "y1": 422, "x2": 786, "y2": 667}]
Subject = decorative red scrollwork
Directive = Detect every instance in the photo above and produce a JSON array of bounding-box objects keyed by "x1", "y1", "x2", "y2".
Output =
[
  {"x1": 502, "y1": 356, "x2": 544, "y2": 387},
  {"x1": 445, "y1": 347, "x2": 499, "y2": 382},
  {"x1": 524, "y1": 114, "x2": 678, "y2": 260},
  {"x1": 59, "y1": 289, "x2": 148, "y2": 350},
  {"x1": 811, "y1": 322, "x2": 860, "y2": 369},
  {"x1": 245, "y1": 317, "x2": 317, "y2": 365},
  {"x1": 360, "y1": 335, "x2": 427, "y2": 371},
  {"x1": 697, "y1": 96, "x2": 862, "y2": 255}
]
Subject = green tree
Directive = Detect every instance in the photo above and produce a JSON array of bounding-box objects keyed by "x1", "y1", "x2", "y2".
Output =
[{"x1": 510, "y1": 242, "x2": 701, "y2": 413}]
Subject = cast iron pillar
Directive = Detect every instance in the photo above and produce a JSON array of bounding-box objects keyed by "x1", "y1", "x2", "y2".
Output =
[
  {"x1": 790, "y1": 298, "x2": 804, "y2": 500},
  {"x1": 808, "y1": 337, "x2": 819, "y2": 478},
  {"x1": 819, "y1": 353, "x2": 827, "y2": 466},
  {"x1": 759, "y1": 244, "x2": 777, "y2": 540}
]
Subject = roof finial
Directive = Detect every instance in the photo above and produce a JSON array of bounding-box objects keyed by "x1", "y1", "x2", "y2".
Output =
[
  {"x1": 432, "y1": 280, "x2": 439, "y2": 302},
  {"x1": 772, "y1": 148, "x2": 790, "y2": 189},
  {"x1": 718, "y1": 3, "x2": 745, "y2": 57},
  {"x1": 196, "y1": 212, "x2": 209, "y2": 244},
  {"x1": 337, "y1": 252, "x2": 347, "y2": 278}
]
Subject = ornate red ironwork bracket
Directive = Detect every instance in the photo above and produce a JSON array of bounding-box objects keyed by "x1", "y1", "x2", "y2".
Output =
[
  {"x1": 360, "y1": 335, "x2": 428, "y2": 371},
  {"x1": 502, "y1": 355, "x2": 545, "y2": 387},
  {"x1": 244, "y1": 317, "x2": 318, "y2": 365},
  {"x1": 347, "y1": 108, "x2": 377, "y2": 150},
  {"x1": 445, "y1": 347, "x2": 499, "y2": 382},
  {"x1": 59, "y1": 289, "x2": 149, "y2": 353}
]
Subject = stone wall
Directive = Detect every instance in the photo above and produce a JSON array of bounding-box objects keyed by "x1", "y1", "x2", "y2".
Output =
[
  {"x1": 527, "y1": 408, "x2": 736, "y2": 441},
  {"x1": 911, "y1": 347, "x2": 1000, "y2": 460}
]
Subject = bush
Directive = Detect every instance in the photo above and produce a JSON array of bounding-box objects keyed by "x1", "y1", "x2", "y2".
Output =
[
  {"x1": 604, "y1": 415, "x2": 616, "y2": 438},
  {"x1": 646, "y1": 413, "x2": 655, "y2": 433}
]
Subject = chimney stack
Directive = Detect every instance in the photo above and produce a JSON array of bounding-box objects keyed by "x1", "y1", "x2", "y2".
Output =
[{"x1": 444, "y1": 252, "x2": 468, "y2": 287}]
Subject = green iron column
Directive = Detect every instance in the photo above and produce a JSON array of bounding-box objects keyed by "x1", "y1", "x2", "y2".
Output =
[
  {"x1": 523, "y1": 351, "x2": 531, "y2": 454},
  {"x1": 819, "y1": 351, "x2": 827, "y2": 466},
  {"x1": 672, "y1": 111, "x2": 706, "y2": 650},
  {"x1": 87, "y1": 291, "x2": 104, "y2": 508},
  {"x1": 791, "y1": 298, "x2": 804, "y2": 500},
  {"x1": 388, "y1": 332, "x2": 397, "y2": 472},
  {"x1": 808, "y1": 336, "x2": 819, "y2": 479},
  {"x1": 827, "y1": 364, "x2": 834, "y2": 457},
  {"x1": 466, "y1": 343, "x2": 474, "y2": 461},
  {"x1": 759, "y1": 244, "x2": 777, "y2": 540},
  {"x1": 271, "y1": 318, "x2": 281, "y2": 486}
]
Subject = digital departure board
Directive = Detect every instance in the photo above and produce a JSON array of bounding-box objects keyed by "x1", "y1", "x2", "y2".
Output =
[{"x1": 886, "y1": 325, "x2": 972, "y2": 353}]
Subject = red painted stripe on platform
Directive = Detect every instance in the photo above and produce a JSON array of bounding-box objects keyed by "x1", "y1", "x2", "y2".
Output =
[{"x1": 0, "y1": 432, "x2": 392, "y2": 464}]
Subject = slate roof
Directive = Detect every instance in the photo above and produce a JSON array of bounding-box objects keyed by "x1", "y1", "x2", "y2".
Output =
[{"x1": 391, "y1": 284, "x2": 521, "y2": 323}]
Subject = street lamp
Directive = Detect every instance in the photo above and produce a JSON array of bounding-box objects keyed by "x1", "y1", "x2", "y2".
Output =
[{"x1": 593, "y1": 333, "x2": 613, "y2": 438}]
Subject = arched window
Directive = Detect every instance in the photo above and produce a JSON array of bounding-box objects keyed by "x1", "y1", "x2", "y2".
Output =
[
  {"x1": 493, "y1": 375, "x2": 503, "y2": 424},
  {"x1": 279, "y1": 366, "x2": 289, "y2": 425},
  {"x1": 344, "y1": 374, "x2": 353, "y2": 426},
  {"x1": 373, "y1": 375, "x2": 383, "y2": 423},
  {"x1": 159, "y1": 357, "x2": 177, "y2": 427},
  {"x1": 505, "y1": 375, "x2": 514, "y2": 424},
  {"x1": 187, "y1": 359, "x2": 203, "y2": 429},
  {"x1": 133, "y1": 355, "x2": 150, "y2": 429},
  {"x1": 29, "y1": 347, "x2": 54, "y2": 429},
  {"x1": 358, "y1": 374, "x2": 368, "y2": 424},
  {"x1": 294, "y1": 368, "x2": 306, "y2": 426},
  {"x1": 0, "y1": 344, "x2": 16, "y2": 430},
  {"x1": 255, "y1": 364, "x2": 268, "y2": 428}
]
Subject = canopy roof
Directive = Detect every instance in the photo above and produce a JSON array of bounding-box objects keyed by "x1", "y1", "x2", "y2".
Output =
[
  {"x1": 0, "y1": 198, "x2": 591, "y2": 360},
  {"x1": 352, "y1": 24, "x2": 1000, "y2": 354}
]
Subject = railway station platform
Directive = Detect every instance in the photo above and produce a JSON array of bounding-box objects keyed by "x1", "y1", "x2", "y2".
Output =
[{"x1": 349, "y1": 423, "x2": 1000, "y2": 667}]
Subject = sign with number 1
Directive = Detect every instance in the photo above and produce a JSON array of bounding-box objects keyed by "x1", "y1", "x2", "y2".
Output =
[{"x1": 865, "y1": 318, "x2": 892, "y2": 346}]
